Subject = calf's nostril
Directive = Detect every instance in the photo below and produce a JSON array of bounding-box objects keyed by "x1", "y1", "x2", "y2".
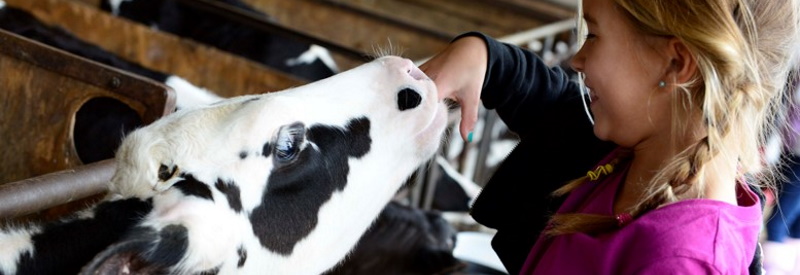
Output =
[
  {"x1": 408, "y1": 66, "x2": 427, "y2": 80},
  {"x1": 397, "y1": 88, "x2": 422, "y2": 111}
]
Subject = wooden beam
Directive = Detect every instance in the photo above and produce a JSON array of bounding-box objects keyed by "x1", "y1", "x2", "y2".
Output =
[{"x1": 6, "y1": 0, "x2": 306, "y2": 98}]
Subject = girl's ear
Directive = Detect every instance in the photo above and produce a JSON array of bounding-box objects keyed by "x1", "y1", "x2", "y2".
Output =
[{"x1": 666, "y1": 38, "x2": 697, "y2": 84}]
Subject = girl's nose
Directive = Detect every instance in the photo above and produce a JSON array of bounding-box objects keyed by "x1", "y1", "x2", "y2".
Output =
[{"x1": 569, "y1": 46, "x2": 586, "y2": 73}]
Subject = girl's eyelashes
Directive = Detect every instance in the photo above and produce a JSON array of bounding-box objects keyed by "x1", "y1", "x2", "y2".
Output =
[{"x1": 585, "y1": 33, "x2": 597, "y2": 40}]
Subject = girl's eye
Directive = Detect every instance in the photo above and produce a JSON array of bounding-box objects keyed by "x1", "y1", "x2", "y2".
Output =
[{"x1": 585, "y1": 33, "x2": 597, "y2": 40}]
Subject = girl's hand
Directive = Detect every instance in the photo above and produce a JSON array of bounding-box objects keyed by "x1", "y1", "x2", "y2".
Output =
[{"x1": 420, "y1": 36, "x2": 488, "y2": 142}]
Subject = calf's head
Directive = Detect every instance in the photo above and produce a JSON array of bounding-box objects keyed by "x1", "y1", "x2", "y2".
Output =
[{"x1": 91, "y1": 56, "x2": 447, "y2": 274}]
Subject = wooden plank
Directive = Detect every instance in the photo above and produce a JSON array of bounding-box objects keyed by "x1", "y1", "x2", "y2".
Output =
[{"x1": 6, "y1": 0, "x2": 306, "y2": 98}]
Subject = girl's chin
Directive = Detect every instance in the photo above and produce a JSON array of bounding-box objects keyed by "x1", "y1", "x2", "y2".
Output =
[
  {"x1": 591, "y1": 122, "x2": 611, "y2": 141},
  {"x1": 592, "y1": 129, "x2": 606, "y2": 141}
]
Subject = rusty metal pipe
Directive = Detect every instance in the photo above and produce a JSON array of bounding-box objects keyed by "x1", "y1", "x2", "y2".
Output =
[{"x1": 0, "y1": 159, "x2": 115, "y2": 219}]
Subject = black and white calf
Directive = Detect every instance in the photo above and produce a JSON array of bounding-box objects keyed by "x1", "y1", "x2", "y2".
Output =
[
  {"x1": 0, "y1": 56, "x2": 447, "y2": 274},
  {"x1": 101, "y1": 0, "x2": 339, "y2": 82}
]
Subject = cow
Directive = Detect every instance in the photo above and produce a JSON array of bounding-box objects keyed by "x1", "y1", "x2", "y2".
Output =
[
  {"x1": 0, "y1": 55, "x2": 447, "y2": 274},
  {"x1": 100, "y1": 0, "x2": 339, "y2": 82}
]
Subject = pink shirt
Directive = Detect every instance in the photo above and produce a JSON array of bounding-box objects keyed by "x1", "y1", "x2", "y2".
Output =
[{"x1": 520, "y1": 150, "x2": 762, "y2": 274}]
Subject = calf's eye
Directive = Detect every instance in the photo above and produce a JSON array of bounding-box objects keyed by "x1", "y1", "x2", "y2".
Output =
[{"x1": 274, "y1": 122, "x2": 305, "y2": 163}]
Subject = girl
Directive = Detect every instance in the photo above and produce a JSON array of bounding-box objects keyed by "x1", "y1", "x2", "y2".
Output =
[{"x1": 421, "y1": 0, "x2": 800, "y2": 274}]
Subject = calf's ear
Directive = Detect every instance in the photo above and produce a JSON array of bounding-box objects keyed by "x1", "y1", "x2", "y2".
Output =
[
  {"x1": 81, "y1": 225, "x2": 188, "y2": 275},
  {"x1": 79, "y1": 240, "x2": 170, "y2": 275}
]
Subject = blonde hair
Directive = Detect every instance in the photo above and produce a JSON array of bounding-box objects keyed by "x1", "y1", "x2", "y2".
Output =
[{"x1": 549, "y1": 0, "x2": 800, "y2": 236}]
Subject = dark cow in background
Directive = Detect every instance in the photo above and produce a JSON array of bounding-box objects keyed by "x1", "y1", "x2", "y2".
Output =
[
  {"x1": 101, "y1": 0, "x2": 339, "y2": 82},
  {"x1": 0, "y1": 55, "x2": 447, "y2": 274},
  {"x1": 325, "y1": 201, "x2": 461, "y2": 275}
]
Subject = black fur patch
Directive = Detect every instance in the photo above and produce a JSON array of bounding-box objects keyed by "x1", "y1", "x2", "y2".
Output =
[
  {"x1": 150, "y1": 225, "x2": 190, "y2": 267},
  {"x1": 249, "y1": 117, "x2": 371, "y2": 255},
  {"x1": 215, "y1": 179, "x2": 243, "y2": 213},
  {"x1": 158, "y1": 164, "x2": 178, "y2": 181},
  {"x1": 80, "y1": 224, "x2": 187, "y2": 274},
  {"x1": 13, "y1": 198, "x2": 153, "y2": 275},
  {"x1": 237, "y1": 246, "x2": 247, "y2": 268},
  {"x1": 199, "y1": 266, "x2": 221, "y2": 275},
  {"x1": 262, "y1": 142, "x2": 272, "y2": 158},
  {"x1": 174, "y1": 174, "x2": 214, "y2": 201}
]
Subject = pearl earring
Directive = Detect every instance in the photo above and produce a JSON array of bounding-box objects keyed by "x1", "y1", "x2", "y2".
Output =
[{"x1": 658, "y1": 81, "x2": 667, "y2": 88}]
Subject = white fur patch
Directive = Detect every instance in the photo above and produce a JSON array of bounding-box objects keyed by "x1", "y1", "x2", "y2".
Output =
[
  {"x1": 144, "y1": 191, "x2": 247, "y2": 273},
  {"x1": 764, "y1": 132, "x2": 783, "y2": 166},
  {"x1": 106, "y1": 0, "x2": 130, "y2": 15},
  {"x1": 164, "y1": 75, "x2": 223, "y2": 110},
  {"x1": 0, "y1": 227, "x2": 38, "y2": 274},
  {"x1": 285, "y1": 45, "x2": 339, "y2": 73},
  {"x1": 453, "y1": 232, "x2": 507, "y2": 273},
  {"x1": 0, "y1": 1, "x2": 6, "y2": 10},
  {"x1": 436, "y1": 155, "x2": 481, "y2": 205}
]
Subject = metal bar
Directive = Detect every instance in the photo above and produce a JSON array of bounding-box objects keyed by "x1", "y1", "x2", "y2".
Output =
[
  {"x1": 410, "y1": 167, "x2": 423, "y2": 208},
  {"x1": 0, "y1": 159, "x2": 114, "y2": 219},
  {"x1": 498, "y1": 19, "x2": 576, "y2": 46},
  {"x1": 421, "y1": 158, "x2": 442, "y2": 211},
  {"x1": 472, "y1": 109, "x2": 498, "y2": 185}
]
